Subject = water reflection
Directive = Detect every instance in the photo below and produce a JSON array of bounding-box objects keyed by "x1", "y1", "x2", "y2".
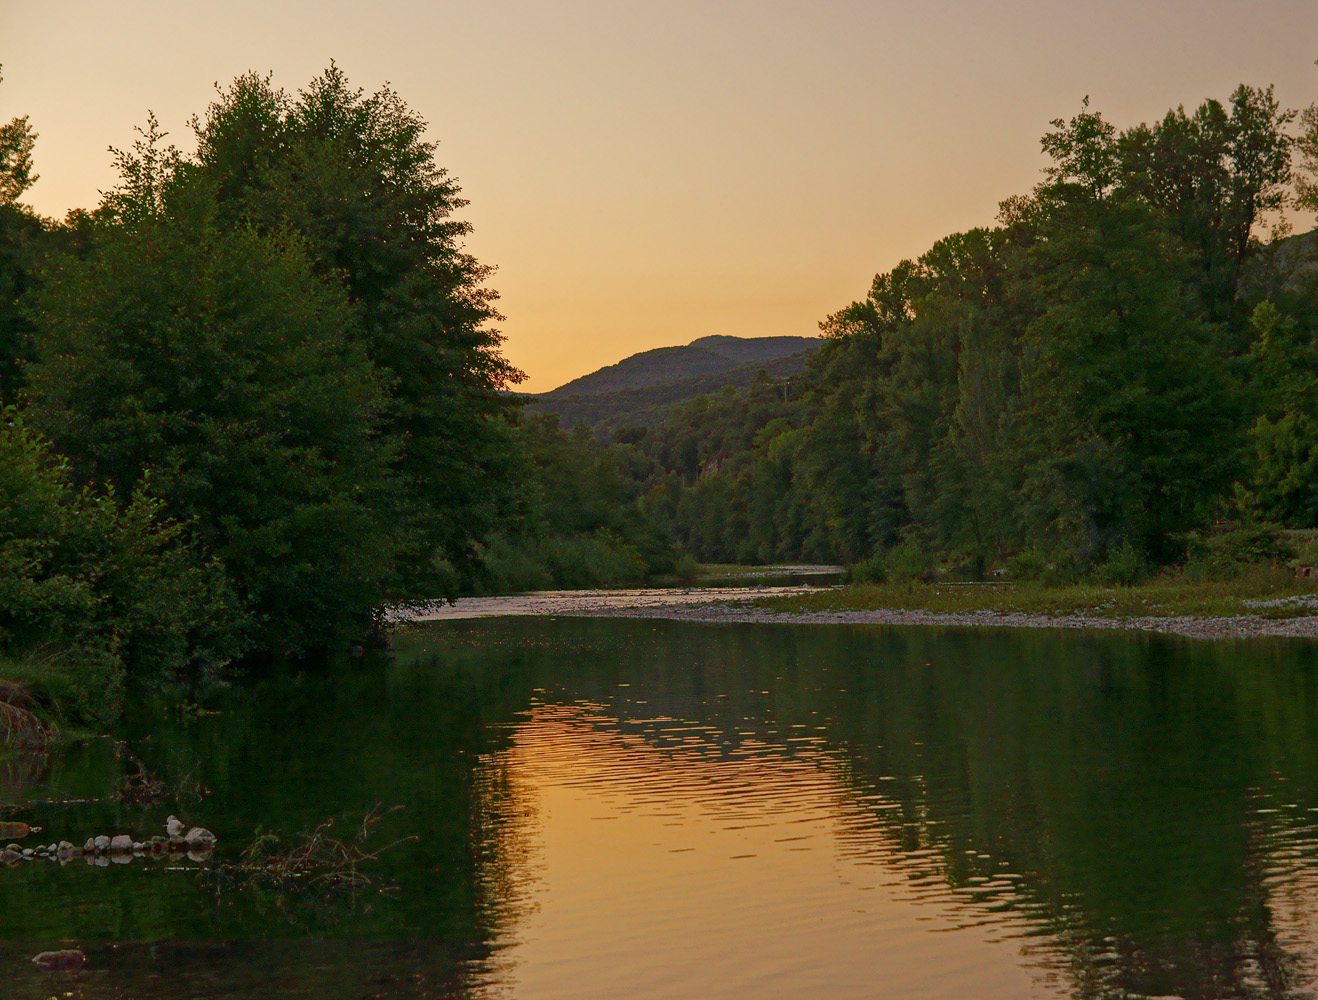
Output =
[
  {"x1": 3, "y1": 619, "x2": 1318, "y2": 998},
  {"x1": 470, "y1": 702, "x2": 1043, "y2": 998},
  {"x1": 411, "y1": 620, "x2": 1318, "y2": 1000}
]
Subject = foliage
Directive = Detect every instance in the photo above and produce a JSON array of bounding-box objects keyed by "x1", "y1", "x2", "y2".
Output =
[
  {"x1": 9, "y1": 64, "x2": 525, "y2": 661},
  {"x1": 467, "y1": 413, "x2": 674, "y2": 593},
  {"x1": 0, "y1": 66, "x2": 37, "y2": 208},
  {"x1": 1183, "y1": 520, "x2": 1295, "y2": 582},
  {"x1": 22, "y1": 197, "x2": 396, "y2": 653},
  {"x1": 0, "y1": 409, "x2": 240, "y2": 723},
  {"x1": 569, "y1": 83, "x2": 1315, "y2": 583},
  {"x1": 187, "y1": 67, "x2": 523, "y2": 596}
]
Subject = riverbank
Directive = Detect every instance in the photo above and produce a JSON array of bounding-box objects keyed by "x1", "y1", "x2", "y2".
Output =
[
  {"x1": 404, "y1": 575, "x2": 1318, "y2": 641},
  {"x1": 586, "y1": 602, "x2": 1318, "y2": 641}
]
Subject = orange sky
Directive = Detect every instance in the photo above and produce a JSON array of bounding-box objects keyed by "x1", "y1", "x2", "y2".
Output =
[{"x1": 5, "y1": 1, "x2": 1318, "y2": 391}]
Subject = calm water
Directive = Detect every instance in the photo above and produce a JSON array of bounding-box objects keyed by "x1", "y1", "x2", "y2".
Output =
[{"x1": 5, "y1": 619, "x2": 1318, "y2": 999}]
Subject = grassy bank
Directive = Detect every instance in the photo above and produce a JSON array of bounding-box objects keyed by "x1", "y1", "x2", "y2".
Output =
[{"x1": 752, "y1": 565, "x2": 1318, "y2": 621}]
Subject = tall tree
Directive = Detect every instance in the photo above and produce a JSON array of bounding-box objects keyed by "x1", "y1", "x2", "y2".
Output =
[
  {"x1": 188, "y1": 67, "x2": 523, "y2": 598},
  {"x1": 0, "y1": 65, "x2": 44, "y2": 403},
  {"x1": 24, "y1": 178, "x2": 399, "y2": 651}
]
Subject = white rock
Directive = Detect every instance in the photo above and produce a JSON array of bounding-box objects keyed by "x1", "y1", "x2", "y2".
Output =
[
  {"x1": 165, "y1": 815, "x2": 184, "y2": 838},
  {"x1": 184, "y1": 826, "x2": 216, "y2": 847},
  {"x1": 109, "y1": 834, "x2": 133, "y2": 853}
]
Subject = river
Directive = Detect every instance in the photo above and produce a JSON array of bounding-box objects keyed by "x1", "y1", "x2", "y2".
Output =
[{"x1": 4, "y1": 617, "x2": 1318, "y2": 998}]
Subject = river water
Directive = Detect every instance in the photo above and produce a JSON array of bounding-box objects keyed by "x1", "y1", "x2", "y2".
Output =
[{"x1": 5, "y1": 618, "x2": 1318, "y2": 998}]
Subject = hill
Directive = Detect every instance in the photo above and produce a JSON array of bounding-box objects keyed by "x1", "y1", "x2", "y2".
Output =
[
  {"x1": 540, "y1": 335, "x2": 819, "y2": 400},
  {"x1": 526, "y1": 335, "x2": 820, "y2": 434},
  {"x1": 528, "y1": 352, "x2": 814, "y2": 435}
]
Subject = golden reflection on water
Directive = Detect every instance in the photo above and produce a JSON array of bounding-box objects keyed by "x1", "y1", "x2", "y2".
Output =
[{"x1": 468, "y1": 702, "x2": 1057, "y2": 1000}]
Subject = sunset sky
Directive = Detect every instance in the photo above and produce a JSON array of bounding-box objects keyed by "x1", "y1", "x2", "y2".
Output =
[{"x1": 5, "y1": 0, "x2": 1317, "y2": 391}]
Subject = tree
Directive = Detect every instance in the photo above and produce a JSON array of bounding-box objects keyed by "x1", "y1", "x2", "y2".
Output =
[
  {"x1": 1012, "y1": 191, "x2": 1246, "y2": 563},
  {"x1": 187, "y1": 67, "x2": 524, "y2": 598},
  {"x1": 1297, "y1": 100, "x2": 1318, "y2": 212},
  {"x1": 1042, "y1": 87, "x2": 1295, "y2": 326},
  {"x1": 1248, "y1": 302, "x2": 1318, "y2": 525},
  {"x1": 24, "y1": 183, "x2": 400, "y2": 651},
  {"x1": 0, "y1": 66, "x2": 37, "y2": 208},
  {"x1": 0, "y1": 408, "x2": 239, "y2": 722},
  {"x1": 0, "y1": 65, "x2": 46, "y2": 403}
]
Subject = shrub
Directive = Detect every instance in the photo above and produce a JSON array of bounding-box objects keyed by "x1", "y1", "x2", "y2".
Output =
[
  {"x1": 1007, "y1": 549, "x2": 1050, "y2": 582},
  {"x1": 476, "y1": 529, "x2": 649, "y2": 593},
  {"x1": 674, "y1": 553, "x2": 700, "y2": 583},
  {"x1": 1183, "y1": 523, "x2": 1296, "y2": 582},
  {"x1": 1094, "y1": 540, "x2": 1146, "y2": 586},
  {"x1": 848, "y1": 554, "x2": 888, "y2": 584},
  {"x1": 0, "y1": 409, "x2": 243, "y2": 723},
  {"x1": 886, "y1": 541, "x2": 931, "y2": 582}
]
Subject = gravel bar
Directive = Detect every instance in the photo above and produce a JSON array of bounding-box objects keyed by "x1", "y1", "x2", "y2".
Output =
[
  {"x1": 577, "y1": 603, "x2": 1318, "y2": 641},
  {"x1": 405, "y1": 588, "x2": 1318, "y2": 640}
]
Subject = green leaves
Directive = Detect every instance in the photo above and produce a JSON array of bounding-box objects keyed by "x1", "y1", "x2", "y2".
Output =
[
  {"x1": 24, "y1": 207, "x2": 399, "y2": 651},
  {"x1": 189, "y1": 66, "x2": 522, "y2": 597},
  {"x1": 0, "y1": 409, "x2": 240, "y2": 721}
]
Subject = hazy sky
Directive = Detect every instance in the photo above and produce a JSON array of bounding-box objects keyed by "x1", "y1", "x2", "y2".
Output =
[{"x1": 5, "y1": 1, "x2": 1317, "y2": 391}]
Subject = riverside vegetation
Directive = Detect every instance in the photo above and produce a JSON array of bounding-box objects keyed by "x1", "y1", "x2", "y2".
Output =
[{"x1": 4, "y1": 69, "x2": 1318, "y2": 728}]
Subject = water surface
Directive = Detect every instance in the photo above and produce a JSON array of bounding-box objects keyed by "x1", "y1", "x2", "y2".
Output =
[{"x1": 4, "y1": 619, "x2": 1318, "y2": 999}]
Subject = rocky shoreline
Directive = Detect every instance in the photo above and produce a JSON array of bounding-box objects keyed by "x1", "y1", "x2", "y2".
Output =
[
  {"x1": 573, "y1": 602, "x2": 1318, "y2": 641},
  {"x1": 407, "y1": 587, "x2": 1318, "y2": 641}
]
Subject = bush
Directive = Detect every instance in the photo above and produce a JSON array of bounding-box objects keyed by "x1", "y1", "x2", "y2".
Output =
[
  {"x1": 848, "y1": 554, "x2": 888, "y2": 584},
  {"x1": 1183, "y1": 523, "x2": 1296, "y2": 582},
  {"x1": 1093, "y1": 540, "x2": 1146, "y2": 586},
  {"x1": 0, "y1": 409, "x2": 243, "y2": 723},
  {"x1": 1007, "y1": 549, "x2": 1050, "y2": 582},
  {"x1": 674, "y1": 553, "x2": 700, "y2": 583},
  {"x1": 476, "y1": 529, "x2": 648, "y2": 593},
  {"x1": 886, "y1": 541, "x2": 931, "y2": 582}
]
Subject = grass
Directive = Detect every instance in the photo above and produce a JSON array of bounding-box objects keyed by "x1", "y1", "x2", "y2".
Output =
[
  {"x1": 0, "y1": 676, "x2": 55, "y2": 748},
  {"x1": 752, "y1": 564, "x2": 1318, "y2": 621}
]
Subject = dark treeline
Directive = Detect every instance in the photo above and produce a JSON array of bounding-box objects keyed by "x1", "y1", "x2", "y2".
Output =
[
  {"x1": 4, "y1": 69, "x2": 1318, "y2": 722},
  {"x1": 560, "y1": 85, "x2": 1318, "y2": 582},
  {"x1": 0, "y1": 66, "x2": 526, "y2": 719}
]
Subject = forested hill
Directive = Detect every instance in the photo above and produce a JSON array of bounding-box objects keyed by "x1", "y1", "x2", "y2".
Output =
[
  {"x1": 525, "y1": 350, "x2": 812, "y2": 434},
  {"x1": 525, "y1": 334, "x2": 819, "y2": 431},
  {"x1": 540, "y1": 335, "x2": 819, "y2": 398}
]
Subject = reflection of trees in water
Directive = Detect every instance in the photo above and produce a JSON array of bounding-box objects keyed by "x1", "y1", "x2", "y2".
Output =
[
  {"x1": 0, "y1": 745, "x2": 48, "y2": 803},
  {"x1": 2, "y1": 939, "x2": 477, "y2": 1000},
  {"x1": 816, "y1": 632, "x2": 1318, "y2": 1000},
  {"x1": 427, "y1": 619, "x2": 1318, "y2": 1000},
  {"x1": 469, "y1": 740, "x2": 544, "y2": 953}
]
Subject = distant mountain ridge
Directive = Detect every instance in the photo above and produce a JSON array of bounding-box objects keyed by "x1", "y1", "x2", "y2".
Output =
[
  {"x1": 524, "y1": 335, "x2": 820, "y2": 434},
  {"x1": 541, "y1": 335, "x2": 820, "y2": 399}
]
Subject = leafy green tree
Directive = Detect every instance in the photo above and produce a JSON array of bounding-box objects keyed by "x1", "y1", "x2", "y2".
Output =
[
  {"x1": 187, "y1": 67, "x2": 523, "y2": 597},
  {"x1": 0, "y1": 65, "x2": 46, "y2": 403},
  {"x1": 1248, "y1": 301, "x2": 1318, "y2": 524},
  {"x1": 1297, "y1": 101, "x2": 1318, "y2": 212},
  {"x1": 1011, "y1": 185, "x2": 1246, "y2": 563},
  {"x1": 0, "y1": 202, "x2": 45, "y2": 403},
  {"x1": 0, "y1": 66, "x2": 37, "y2": 208},
  {"x1": 23, "y1": 188, "x2": 399, "y2": 651},
  {"x1": 0, "y1": 408, "x2": 239, "y2": 722},
  {"x1": 1042, "y1": 87, "x2": 1294, "y2": 326}
]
